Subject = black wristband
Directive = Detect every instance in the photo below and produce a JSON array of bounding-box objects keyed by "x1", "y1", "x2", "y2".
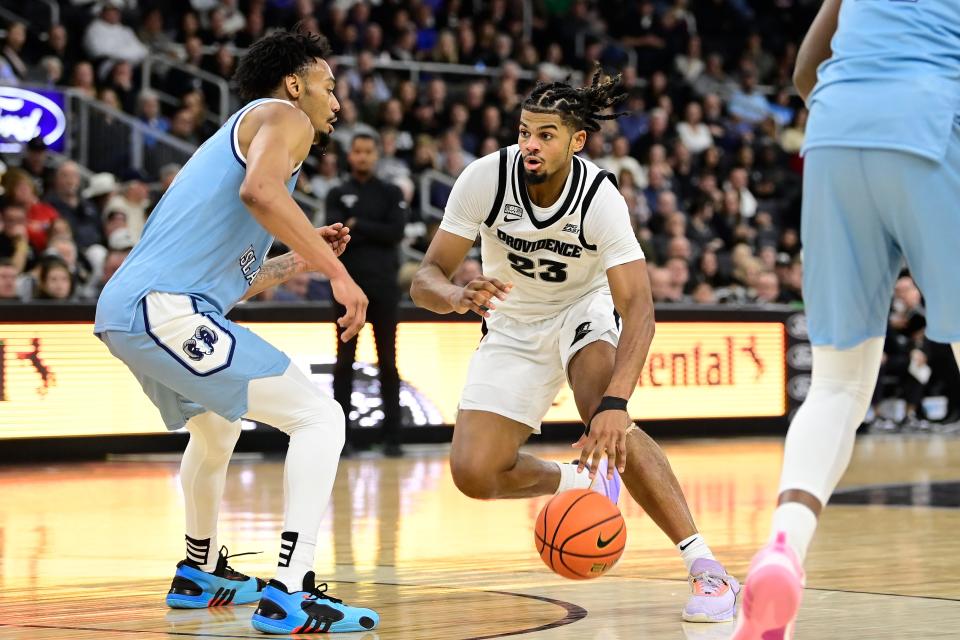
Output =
[{"x1": 586, "y1": 396, "x2": 629, "y2": 434}]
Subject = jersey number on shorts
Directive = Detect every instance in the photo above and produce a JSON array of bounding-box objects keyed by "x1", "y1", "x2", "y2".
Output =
[{"x1": 507, "y1": 253, "x2": 568, "y2": 283}]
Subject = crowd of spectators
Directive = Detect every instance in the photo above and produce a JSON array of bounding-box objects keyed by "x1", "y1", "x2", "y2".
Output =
[{"x1": 1, "y1": 0, "x2": 820, "y2": 306}]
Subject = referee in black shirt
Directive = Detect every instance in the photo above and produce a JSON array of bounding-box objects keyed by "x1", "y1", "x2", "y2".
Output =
[{"x1": 326, "y1": 133, "x2": 408, "y2": 457}]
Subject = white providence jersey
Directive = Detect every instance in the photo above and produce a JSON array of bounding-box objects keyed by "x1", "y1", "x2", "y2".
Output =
[{"x1": 440, "y1": 145, "x2": 645, "y2": 323}]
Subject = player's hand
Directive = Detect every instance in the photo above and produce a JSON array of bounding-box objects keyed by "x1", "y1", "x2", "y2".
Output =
[
  {"x1": 572, "y1": 410, "x2": 630, "y2": 480},
  {"x1": 317, "y1": 223, "x2": 351, "y2": 256},
  {"x1": 330, "y1": 274, "x2": 368, "y2": 342},
  {"x1": 449, "y1": 276, "x2": 513, "y2": 318}
]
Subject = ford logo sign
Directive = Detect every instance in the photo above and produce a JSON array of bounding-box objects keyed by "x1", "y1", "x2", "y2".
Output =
[{"x1": 0, "y1": 87, "x2": 67, "y2": 153}]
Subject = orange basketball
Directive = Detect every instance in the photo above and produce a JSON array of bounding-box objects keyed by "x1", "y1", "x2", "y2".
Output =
[{"x1": 534, "y1": 488, "x2": 626, "y2": 580}]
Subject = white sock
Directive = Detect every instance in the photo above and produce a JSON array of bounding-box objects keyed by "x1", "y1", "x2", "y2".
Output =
[
  {"x1": 770, "y1": 502, "x2": 818, "y2": 562},
  {"x1": 677, "y1": 533, "x2": 715, "y2": 573},
  {"x1": 274, "y1": 531, "x2": 317, "y2": 590},
  {"x1": 554, "y1": 461, "x2": 593, "y2": 493}
]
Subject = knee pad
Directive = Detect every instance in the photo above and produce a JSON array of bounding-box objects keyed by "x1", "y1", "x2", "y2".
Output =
[{"x1": 247, "y1": 365, "x2": 346, "y2": 447}]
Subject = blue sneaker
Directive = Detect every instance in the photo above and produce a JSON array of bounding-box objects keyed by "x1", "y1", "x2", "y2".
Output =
[
  {"x1": 166, "y1": 546, "x2": 265, "y2": 609},
  {"x1": 251, "y1": 571, "x2": 379, "y2": 634}
]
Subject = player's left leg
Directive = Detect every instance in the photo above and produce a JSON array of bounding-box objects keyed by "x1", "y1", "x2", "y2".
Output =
[
  {"x1": 734, "y1": 144, "x2": 904, "y2": 640},
  {"x1": 245, "y1": 364, "x2": 378, "y2": 634},
  {"x1": 562, "y1": 294, "x2": 738, "y2": 623},
  {"x1": 369, "y1": 296, "x2": 402, "y2": 456}
]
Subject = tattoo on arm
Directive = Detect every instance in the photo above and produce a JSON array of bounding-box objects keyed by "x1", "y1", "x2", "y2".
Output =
[{"x1": 241, "y1": 253, "x2": 303, "y2": 300}]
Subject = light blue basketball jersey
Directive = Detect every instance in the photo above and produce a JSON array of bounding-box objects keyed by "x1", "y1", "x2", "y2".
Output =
[
  {"x1": 803, "y1": 0, "x2": 960, "y2": 161},
  {"x1": 95, "y1": 98, "x2": 300, "y2": 333}
]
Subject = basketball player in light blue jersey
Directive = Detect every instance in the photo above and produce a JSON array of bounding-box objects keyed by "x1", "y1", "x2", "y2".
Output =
[
  {"x1": 95, "y1": 29, "x2": 378, "y2": 634},
  {"x1": 734, "y1": 2, "x2": 960, "y2": 638}
]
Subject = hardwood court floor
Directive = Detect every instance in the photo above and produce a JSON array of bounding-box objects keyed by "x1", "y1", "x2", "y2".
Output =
[{"x1": 2, "y1": 435, "x2": 959, "y2": 639}]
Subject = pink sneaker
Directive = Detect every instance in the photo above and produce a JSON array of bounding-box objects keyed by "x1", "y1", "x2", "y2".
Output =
[{"x1": 731, "y1": 532, "x2": 805, "y2": 640}]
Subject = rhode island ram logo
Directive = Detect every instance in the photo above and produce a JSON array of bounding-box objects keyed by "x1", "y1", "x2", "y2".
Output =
[{"x1": 182, "y1": 325, "x2": 218, "y2": 361}]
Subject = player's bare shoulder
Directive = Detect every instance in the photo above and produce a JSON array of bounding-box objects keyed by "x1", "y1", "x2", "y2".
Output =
[
  {"x1": 236, "y1": 101, "x2": 314, "y2": 163},
  {"x1": 441, "y1": 146, "x2": 519, "y2": 231}
]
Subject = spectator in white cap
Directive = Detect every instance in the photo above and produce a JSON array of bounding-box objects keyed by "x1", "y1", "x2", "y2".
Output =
[
  {"x1": 82, "y1": 172, "x2": 119, "y2": 225},
  {"x1": 105, "y1": 170, "x2": 150, "y2": 240},
  {"x1": 83, "y1": 0, "x2": 149, "y2": 64}
]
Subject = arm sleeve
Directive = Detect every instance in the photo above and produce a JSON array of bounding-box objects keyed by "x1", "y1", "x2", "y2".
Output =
[
  {"x1": 586, "y1": 182, "x2": 646, "y2": 271},
  {"x1": 438, "y1": 155, "x2": 496, "y2": 240}
]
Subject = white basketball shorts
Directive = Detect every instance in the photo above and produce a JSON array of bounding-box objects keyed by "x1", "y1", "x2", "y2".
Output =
[{"x1": 458, "y1": 288, "x2": 620, "y2": 432}]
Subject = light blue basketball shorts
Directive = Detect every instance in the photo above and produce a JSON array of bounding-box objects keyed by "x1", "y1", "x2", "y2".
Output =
[
  {"x1": 99, "y1": 292, "x2": 290, "y2": 430},
  {"x1": 801, "y1": 126, "x2": 960, "y2": 349}
]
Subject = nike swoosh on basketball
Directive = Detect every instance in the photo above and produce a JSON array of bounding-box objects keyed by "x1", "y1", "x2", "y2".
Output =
[{"x1": 597, "y1": 530, "x2": 620, "y2": 548}]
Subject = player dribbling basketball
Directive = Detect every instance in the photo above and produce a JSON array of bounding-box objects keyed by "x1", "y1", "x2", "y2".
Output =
[{"x1": 411, "y1": 68, "x2": 740, "y2": 622}]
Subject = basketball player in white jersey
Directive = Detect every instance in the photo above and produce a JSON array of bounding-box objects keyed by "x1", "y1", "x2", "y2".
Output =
[{"x1": 411, "y1": 70, "x2": 740, "y2": 622}]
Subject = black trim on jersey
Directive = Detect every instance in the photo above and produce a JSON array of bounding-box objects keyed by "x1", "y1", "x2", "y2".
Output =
[
  {"x1": 482, "y1": 148, "x2": 509, "y2": 227},
  {"x1": 510, "y1": 151, "x2": 522, "y2": 209},
  {"x1": 578, "y1": 171, "x2": 617, "y2": 251},
  {"x1": 568, "y1": 157, "x2": 588, "y2": 219},
  {"x1": 516, "y1": 154, "x2": 584, "y2": 229}
]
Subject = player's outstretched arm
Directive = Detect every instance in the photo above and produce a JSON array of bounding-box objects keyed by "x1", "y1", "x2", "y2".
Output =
[
  {"x1": 794, "y1": 0, "x2": 842, "y2": 102},
  {"x1": 575, "y1": 259, "x2": 655, "y2": 477},
  {"x1": 410, "y1": 230, "x2": 511, "y2": 317},
  {"x1": 239, "y1": 104, "x2": 366, "y2": 340},
  {"x1": 604, "y1": 259, "x2": 656, "y2": 400}
]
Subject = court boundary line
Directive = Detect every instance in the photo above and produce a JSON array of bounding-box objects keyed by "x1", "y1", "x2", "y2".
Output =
[{"x1": 0, "y1": 579, "x2": 588, "y2": 640}]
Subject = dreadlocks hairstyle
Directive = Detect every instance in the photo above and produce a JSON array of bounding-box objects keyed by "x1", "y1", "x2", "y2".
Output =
[
  {"x1": 233, "y1": 26, "x2": 332, "y2": 103},
  {"x1": 522, "y1": 64, "x2": 630, "y2": 133}
]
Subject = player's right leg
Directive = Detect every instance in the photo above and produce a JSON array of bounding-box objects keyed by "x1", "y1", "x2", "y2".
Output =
[
  {"x1": 166, "y1": 411, "x2": 268, "y2": 608},
  {"x1": 450, "y1": 315, "x2": 592, "y2": 500},
  {"x1": 100, "y1": 327, "x2": 267, "y2": 610},
  {"x1": 450, "y1": 409, "x2": 560, "y2": 498},
  {"x1": 242, "y1": 362, "x2": 378, "y2": 634},
  {"x1": 869, "y1": 125, "x2": 960, "y2": 390},
  {"x1": 369, "y1": 297, "x2": 402, "y2": 456},
  {"x1": 332, "y1": 302, "x2": 359, "y2": 453},
  {"x1": 734, "y1": 147, "x2": 900, "y2": 639},
  {"x1": 561, "y1": 301, "x2": 737, "y2": 623}
]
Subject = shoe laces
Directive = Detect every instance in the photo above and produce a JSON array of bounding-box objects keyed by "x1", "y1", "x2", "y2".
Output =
[
  {"x1": 689, "y1": 570, "x2": 730, "y2": 596},
  {"x1": 307, "y1": 582, "x2": 343, "y2": 605},
  {"x1": 216, "y1": 545, "x2": 261, "y2": 579}
]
